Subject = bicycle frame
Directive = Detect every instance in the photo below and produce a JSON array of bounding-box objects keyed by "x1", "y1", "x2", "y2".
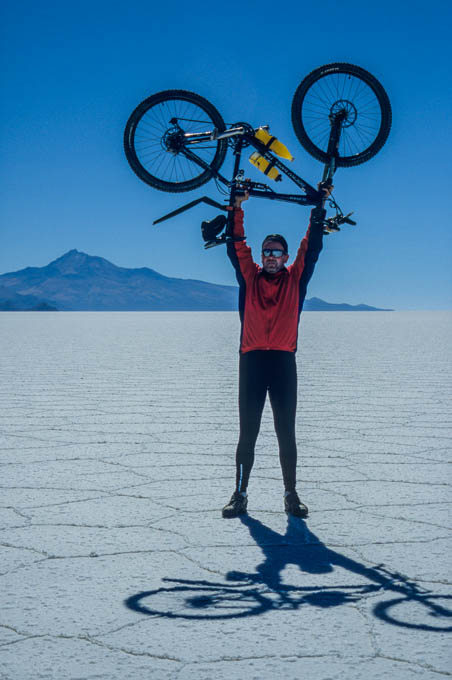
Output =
[
  {"x1": 179, "y1": 124, "x2": 324, "y2": 205},
  {"x1": 153, "y1": 118, "x2": 355, "y2": 246}
]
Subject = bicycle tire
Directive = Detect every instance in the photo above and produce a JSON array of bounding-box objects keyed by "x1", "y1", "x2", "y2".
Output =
[
  {"x1": 125, "y1": 583, "x2": 268, "y2": 620},
  {"x1": 124, "y1": 90, "x2": 227, "y2": 193},
  {"x1": 374, "y1": 594, "x2": 452, "y2": 632},
  {"x1": 291, "y1": 63, "x2": 392, "y2": 167}
]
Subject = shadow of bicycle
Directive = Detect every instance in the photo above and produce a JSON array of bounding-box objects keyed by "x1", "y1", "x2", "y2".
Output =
[{"x1": 125, "y1": 515, "x2": 452, "y2": 631}]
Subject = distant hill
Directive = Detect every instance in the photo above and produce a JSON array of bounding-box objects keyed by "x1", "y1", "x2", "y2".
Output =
[
  {"x1": 0, "y1": 250, "x2": 238, "y2": 311},
  {"x1": 0, "y1": 285, "x2": 58, "y2": 311},
  {"x1": 0, "y1": 250, "x2": 392, "y2": 312},
  {"x1": 304, "y1": 297, "x2": 392, "y2": 312}
]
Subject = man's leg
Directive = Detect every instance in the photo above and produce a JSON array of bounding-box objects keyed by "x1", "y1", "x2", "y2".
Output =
[
  {"x1": 268, "y1": 351, "x2": 308, "y2": 516},
  {"x1": 223, "y1": 352, "x2": 267, "y2": 517},
  {"x1": 268, "y1": 351, "x2": 298, "y2": 492},
  {"x1": 235, "y1": 351, "x2": 268, "y2": 492}
]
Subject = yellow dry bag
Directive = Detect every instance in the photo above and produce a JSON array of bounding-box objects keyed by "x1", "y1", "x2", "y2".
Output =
[
  {"x1": 249, "y1": 152, "x2": 282, "y2": 181},
  {"x1": 254, "y1": 127, "x2": 294, "y2": 161}
]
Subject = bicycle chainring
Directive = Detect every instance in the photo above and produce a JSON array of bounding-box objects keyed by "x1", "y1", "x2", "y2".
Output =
[{"x1": 228, "y1": 122, "x2": 255, "y2": 149}]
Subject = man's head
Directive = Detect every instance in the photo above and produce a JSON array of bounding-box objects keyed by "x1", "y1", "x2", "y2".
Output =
[{"x1": 261, "y1": 234, "x2": 289, "y2": 274}]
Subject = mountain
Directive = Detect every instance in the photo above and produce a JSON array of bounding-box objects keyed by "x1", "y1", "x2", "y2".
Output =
[
  {"x1": 0, "y1": 250, "x2": 238, "y2": 311},
  {"x1": 0, "y1": 250, "x2": 392, "y2": 311},
  {"x1": 0, "y1": 285, "x2": 58, "y2": 311},
  {"x1": 304, "y1": 297, "x2": 392, "y2": 312}
]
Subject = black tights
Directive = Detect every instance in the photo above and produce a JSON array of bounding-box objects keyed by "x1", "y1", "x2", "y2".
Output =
[{"x1": 235, "y1": 350, "x2": 297, "y2": 493}]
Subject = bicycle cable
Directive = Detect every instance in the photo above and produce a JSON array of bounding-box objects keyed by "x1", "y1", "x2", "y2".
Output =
[{"x1": 214, "y1": 176, "x2": 229, "y2": 197}]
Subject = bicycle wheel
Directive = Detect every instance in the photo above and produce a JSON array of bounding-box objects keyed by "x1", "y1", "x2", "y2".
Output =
[
  {"x1": 124, "y1": 90, "x2": 227, "y2": 193},
  {"x1": 374, "y1": 594, "x2": 452, "y2": 632},
  {"x1": 125, "y1": 581, "x2": 268, "y2": 620},
  {"x1": 291, "y1": 63, "x2": 392, "y2": 167}
]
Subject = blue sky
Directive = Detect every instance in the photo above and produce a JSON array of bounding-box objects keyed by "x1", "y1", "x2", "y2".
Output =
[{"x1": 1, "y1": 0, "x2": 451, "y2": 309}]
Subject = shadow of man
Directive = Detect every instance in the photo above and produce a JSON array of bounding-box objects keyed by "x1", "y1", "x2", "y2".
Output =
[{"x1": 224, "y1": 514, "x2": 393, "y2": 608}]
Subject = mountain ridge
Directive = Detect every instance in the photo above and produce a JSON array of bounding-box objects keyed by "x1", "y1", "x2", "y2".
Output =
[{"x1": 0, "y1": 250, "x2": 393, "y2": 312}]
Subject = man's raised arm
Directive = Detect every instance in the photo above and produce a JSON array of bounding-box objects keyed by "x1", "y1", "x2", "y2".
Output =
[
  {"x1": 289, "y1": 183, "x2": 333, "y2": 281},
  {"x1": 226, "y1": 190, "x2": 258, "y2": 283}
]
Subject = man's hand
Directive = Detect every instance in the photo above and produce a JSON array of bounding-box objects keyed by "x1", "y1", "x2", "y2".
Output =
[
  {"x1": 233, "y1": 190, "x2": 249, "y2": 208},
  {"x1": 317, "y1": 181, "x2": 334, "y2": 207},
  {"x1": 226, "y1": 190, "x2": 249, "y2": 211},
  {"x1": 226, "y1": 180, "x2": 251, "y2": 210}
]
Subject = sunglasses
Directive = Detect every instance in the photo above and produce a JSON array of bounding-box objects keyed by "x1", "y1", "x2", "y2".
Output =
[{"x1": 262, "y1": 248, "x2": 286, "y2": 257}]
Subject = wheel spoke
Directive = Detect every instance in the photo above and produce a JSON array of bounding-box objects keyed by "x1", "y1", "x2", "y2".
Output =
[
  {"x1": 292, "y1": 63, "x2": 391, "y2": 166},
  {"x1": 126, "y1": 94, "x2": 225, "y2": 186}
]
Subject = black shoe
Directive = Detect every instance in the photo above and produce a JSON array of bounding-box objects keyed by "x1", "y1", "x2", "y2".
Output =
[
  {"x1": 284, "y1": 491, "x2": 308, "y2": 518},
  {"x1": 222, "y1": 491, "x2": 248, "y2": 518}
]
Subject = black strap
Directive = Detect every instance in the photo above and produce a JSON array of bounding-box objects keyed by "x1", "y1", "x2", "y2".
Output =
[
  {"x1": 263, "y1": 135, "x2": 276, "y2": 151},
  {"x1": 263, "y1": 158, "x2": 276, "y2": 176}
]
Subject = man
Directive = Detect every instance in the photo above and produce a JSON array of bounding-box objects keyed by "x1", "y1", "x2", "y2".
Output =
[{"x1": 222, "y1": 186, "x2": 331, "y2": 518}]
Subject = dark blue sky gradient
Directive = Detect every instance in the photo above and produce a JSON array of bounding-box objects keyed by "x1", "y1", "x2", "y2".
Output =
[{"x1": 1, "y1": 0, "x2": 451, "y2": 309}]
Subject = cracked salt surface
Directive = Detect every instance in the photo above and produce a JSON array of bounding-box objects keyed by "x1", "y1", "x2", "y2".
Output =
[{"x1": 0, "y1": 311, "x2": 451, "y2": 680}]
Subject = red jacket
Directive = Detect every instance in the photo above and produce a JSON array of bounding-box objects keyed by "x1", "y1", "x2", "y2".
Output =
[{"x1": 227, "y1": 207, "x2": 325, "y2": 353}]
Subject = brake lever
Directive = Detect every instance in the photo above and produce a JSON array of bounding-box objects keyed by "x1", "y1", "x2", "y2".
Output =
[
  {"x1": 323, "y1": 211, "x2": 356, "y2": 234},
  {"x1": 341, "y1": 212, "x2": 356, "y2": 225}
]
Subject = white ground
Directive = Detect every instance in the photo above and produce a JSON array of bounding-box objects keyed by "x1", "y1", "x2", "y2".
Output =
[{"x1": 1, "y1": 311, "x2": 451, "y2": 680}]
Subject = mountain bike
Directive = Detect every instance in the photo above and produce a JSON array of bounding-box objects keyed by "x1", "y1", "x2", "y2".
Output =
[{"x1": 124, "y1": 63, "x2": 392, "y2": 246}]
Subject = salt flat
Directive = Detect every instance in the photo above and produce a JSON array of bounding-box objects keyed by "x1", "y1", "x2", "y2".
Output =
[{"x1": 0, "y1": 311, "x2": 451, "y2": 680}]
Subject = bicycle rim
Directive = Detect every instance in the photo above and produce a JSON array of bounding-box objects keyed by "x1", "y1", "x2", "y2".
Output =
[
  {"x1": 124, "y1": 90, "x2": 227, "y2": 193},
  {"x1": 374, "y1": 594, "x2": 452, "y2": 631},
  {"x1": 125, "y1": 584, "x2": 268, "y2": 620},
  {"x1": 291, "y1": 63, "x2": 392, "y2": 167}
]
